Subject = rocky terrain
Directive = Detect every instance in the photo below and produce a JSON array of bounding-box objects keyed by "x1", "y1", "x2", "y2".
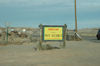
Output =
[
  {"x1": 0, "y1": 27, "x2": 99, "y2": 36},
  {"x1": 0, "y1": 27, "x2": 100, "y2": 45}
]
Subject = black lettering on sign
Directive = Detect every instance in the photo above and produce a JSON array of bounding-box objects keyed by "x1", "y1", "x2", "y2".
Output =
[
  {"x1": 52, "y1": 34, "x2": 62, "y2": 37},
  {"x1": 45, "y1": 34, "x2": 50, "y2": 37}
]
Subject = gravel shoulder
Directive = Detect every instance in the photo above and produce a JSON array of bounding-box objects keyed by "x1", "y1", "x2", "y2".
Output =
[{"x1": 0, "y1": 40, "x2": 100, "y2": 66}]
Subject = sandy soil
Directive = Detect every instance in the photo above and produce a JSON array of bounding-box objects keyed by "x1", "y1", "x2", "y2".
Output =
[{"x1": 0, "y1": 40, "x2": 100, "y2": 66}]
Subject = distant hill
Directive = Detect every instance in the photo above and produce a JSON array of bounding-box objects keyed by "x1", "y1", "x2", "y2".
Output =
[
  {"x1": 77, "y1": 28, "x2": 100, "y2": 36},
  {"x1": 0, "y1": 27, "x2": 100, "y2": 36}
]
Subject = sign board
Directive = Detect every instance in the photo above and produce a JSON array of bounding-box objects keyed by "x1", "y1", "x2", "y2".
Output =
[
  {"x1": 5, "y1": 22, "x2": 11, "y2": 27},
  {"x1": 37, "y1": 24, "x2": 67, "y2": 51},
  {"x1": 42, "y1": 26, "x2": 64, "y2": 41}
]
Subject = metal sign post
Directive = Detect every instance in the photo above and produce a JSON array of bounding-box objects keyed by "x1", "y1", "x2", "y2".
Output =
[{"x1": 5, "y1": 22, "x2": 11, "y2": 42}]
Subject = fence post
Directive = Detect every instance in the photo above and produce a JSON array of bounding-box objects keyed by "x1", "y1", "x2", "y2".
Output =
[
  {"x1": 74, "y1": 31, "x2": 75, "y2": 41},
  {"x1": 66, "y1": 29, "x2": 69, "y2": 40},
  {"x1": 6, "y1": 27, "x2": 8, "y2": 42}
]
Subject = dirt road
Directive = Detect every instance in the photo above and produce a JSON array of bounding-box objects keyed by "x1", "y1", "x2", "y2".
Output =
[{"x1": 0, "y1": 41, "x2": 100, "y2": 66}]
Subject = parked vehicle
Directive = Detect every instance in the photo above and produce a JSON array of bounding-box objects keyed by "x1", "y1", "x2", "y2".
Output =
[{"x1": 96, "y1": 29, "x2": 100, "y2": 40}]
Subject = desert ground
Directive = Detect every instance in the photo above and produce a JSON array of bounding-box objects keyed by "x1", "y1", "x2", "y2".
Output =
[
  {"x1": 0, "y1": 27, "x2": 100, "y2": 66},
  {"x1": 0, "y1": 27, "x2": 99, "y2": 45},
  {"x1": 0, "y1": 40, "x2": 100, "y2": 66}
]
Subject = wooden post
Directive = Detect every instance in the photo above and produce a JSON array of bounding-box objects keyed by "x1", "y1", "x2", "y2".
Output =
[
  {"x1": 74, "y1": 31, "x2": 75, "y2": 41},
  {"x1": 74, "y1": 0, "x2": 77, "y2": 33},
  {"x1": 6, "y1": 27, "x2": 8, "y2": 42},
  {"x1": 37, "y1": 41, "x2": 40, "y2": 51},
  {"x1": 40, "y1": 24, "x2": 42, "y2": 50},
  {"x1": 37, "y1": 24, "x2": 42, "y2": 51},
  {"x1": 63, "y1": 24, "x2": 67, "y2": 48}
]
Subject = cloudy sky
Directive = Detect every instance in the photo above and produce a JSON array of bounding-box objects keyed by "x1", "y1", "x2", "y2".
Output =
[{"x1": 0, "y1": 0, "x2": 100, "y2": 29}]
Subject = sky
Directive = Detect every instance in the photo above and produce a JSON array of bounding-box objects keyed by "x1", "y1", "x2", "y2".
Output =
[{"x1": 0, "y1": 0, "x2": 100, "y2": 29}]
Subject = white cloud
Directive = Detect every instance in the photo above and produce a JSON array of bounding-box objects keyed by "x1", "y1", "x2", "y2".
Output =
[
  {"x1": 1, "y1": 0, "x2": 100, "y2": 14},
  {"x1": 0, "y1": 0, "x2": 71, "y2": 5},
  {"x1": 1, "y1": 0, "x2": 100, "y2": 12},
  {"x1": 1, "y1": 0, "x2": 100, "y2": 6}
]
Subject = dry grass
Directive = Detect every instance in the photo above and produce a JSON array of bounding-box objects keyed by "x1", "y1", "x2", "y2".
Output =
[
  {"x1": 0, "y1": 27, "x2": 99, "y2": 46},
  {"x1": 42, "y1": 44, "x2": 54, "y2": 50}
]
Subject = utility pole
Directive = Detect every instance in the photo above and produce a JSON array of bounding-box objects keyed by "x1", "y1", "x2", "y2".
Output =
[{"x1": 74, "y1": 0, "x2": 77, "y2": 33}]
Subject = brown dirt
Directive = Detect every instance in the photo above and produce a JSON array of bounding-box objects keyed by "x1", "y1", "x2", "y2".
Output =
[{"x1": 0, "y1": 40, "x2": 100, "y2": 66}]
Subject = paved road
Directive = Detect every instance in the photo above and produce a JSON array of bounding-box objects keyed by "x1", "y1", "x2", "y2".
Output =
[
  {"x1": 32, "y1": 35, "x2": 100, "y2": 43},
  {"x1": 31, "y1": 35, "x2": 100, "y2": 43},
  {"x1": 82, "y1": 36, "x2": 100, "y2": 43}
]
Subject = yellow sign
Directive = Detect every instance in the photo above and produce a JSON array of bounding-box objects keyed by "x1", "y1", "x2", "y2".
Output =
[{"x1": 44, "y1": 27, "x2": 63, "y2": 40}]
